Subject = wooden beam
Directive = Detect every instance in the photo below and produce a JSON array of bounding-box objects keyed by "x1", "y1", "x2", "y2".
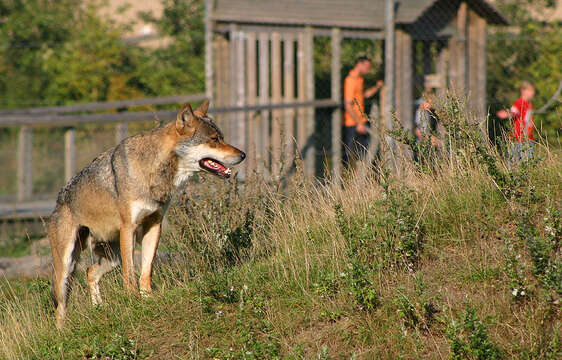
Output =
[
  {"x1": 384, "y1": 0, "x2": 396, "y2": 170},
  {"x1": 214, "y1": 23, "x2": 385, "y2": 40},
  {"x1": 395, "y1": 29, "x2": 413, "y2": 130},
  {"x1": 115, "y1": 122, "x2": 128, "y2": 144},
  {"x1": 214, "y1": 35, "x2": 226, "y2": 129},
  {"x1": 220, "y1": 34, "x2": 231, "y2": 130},
  {"x1": 455, "y1": 1, "x2": 468, "y2": 95},
  {"x1": 205, "y1": 0, "x2": 214, "y2": 101},
  {"x1": 436, "y1": 45, "x2": 448, "y2": 99},
  {"x1": 304, "y1": 26, "x2": 315, "y2": 177},
  {"x1": 297, "y1": 32, "x2": 307, "y2": 168},
  {"x1": 17, "y1": 126, "x2": 32, "y2": 201},
  {"x1": 468, "y1": 9, "x2": 487, "y2": 118},
  {"x1": 0, "y1": 94, "x2": 207, "y2": 116},
  {"x1": 258, "y1": 32, "x2": 270, "y2": 177},
  {"x1": 246, "y1": 32, "x2": 257, "y2": 175},
  {"x1": 0, "y1": 100, "x2": 340, "y2": 128},
  {"x1": 331, "y1": 27, "x2": 342, "y2": 183},
  {"x1": 283, "y1": 33, "x2": 295, "y2": 167},
  {"x1": 64, "y1": 128, "x2": 76, "y2": 182},
  {"x1": 235, "y1": 30, "x2": 246, "y2": 179},
  {"x1": 271, "y1": 31, "x2": 282, "y2": 179},
  {"x1": 229, "y1": 24, "x2": 239, "y2": 140}
]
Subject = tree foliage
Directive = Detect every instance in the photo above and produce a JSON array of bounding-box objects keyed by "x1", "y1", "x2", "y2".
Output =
[{"x1": 0, "y1": 0, "x2": 205, "y2": 108}]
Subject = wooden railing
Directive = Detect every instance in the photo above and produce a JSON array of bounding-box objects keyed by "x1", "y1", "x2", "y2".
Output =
[{"x1": 0, "y1": 95, "x2": 339, "y2": 219}]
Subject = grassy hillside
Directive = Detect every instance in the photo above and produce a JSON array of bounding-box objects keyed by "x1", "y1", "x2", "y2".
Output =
[{"x1": 1, "y1": 98, "x2": 560, "y2": 359}]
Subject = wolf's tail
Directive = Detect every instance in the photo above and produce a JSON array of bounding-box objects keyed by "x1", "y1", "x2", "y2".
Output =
[{"x1": 48, "y1": 205, "x2": 82, "y2": 328}]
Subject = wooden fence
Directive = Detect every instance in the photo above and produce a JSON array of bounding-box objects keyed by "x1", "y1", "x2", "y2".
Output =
[{"x1": 0, "y1": 94, "x2": 339, "y2": 220}]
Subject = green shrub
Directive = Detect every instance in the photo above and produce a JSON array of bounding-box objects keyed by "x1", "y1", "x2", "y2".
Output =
[{"x1": 447, "y1": 307, "x2": 503, "y2": 360}]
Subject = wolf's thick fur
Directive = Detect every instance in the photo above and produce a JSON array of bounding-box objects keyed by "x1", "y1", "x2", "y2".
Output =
[{"x1": 48, "y1": 102, "x2": 245, "y2": 328}]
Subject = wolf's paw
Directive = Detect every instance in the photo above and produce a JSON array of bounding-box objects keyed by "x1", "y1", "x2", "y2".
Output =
[{"x1": 139, "y1": 289, "x2": 152, "y2": 298}]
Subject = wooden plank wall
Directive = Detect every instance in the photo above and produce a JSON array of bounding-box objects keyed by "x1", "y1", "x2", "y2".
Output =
[
  {"x1": 448, "y1": 1, "x2": 468, "y2": 96},
  {"x1": 331, "y1": 28, "x2": 342, "y2": 183},
  {"x1": 304, "y1": 26, "x2": 315, "y2": 178},
  {"x1": 395, "y1": 29, "x2": 413, "y2": 130},
  {"x1": 215, "y1": 22, "x2": 340, "y2": 181},
  {"x1": 468, "y1": 9, "x2": 487, "y2": 118},
  {"x1": 214, "y1": 25, "x2": 320, "y2": 180},
  {"x1": 297, "y1": 32, "x2": 308, "y2": 170},
  {"x1": 283, "y1": 33, "x2": 296, "y2": 169},
  {"x1": 258, "y1": 32, "x2": 270, "y2": 177},
  {"x1": 270, "y1": 31, "x2": 282, "y2": 179},
  {"x1": 17, "y1": 126, "x2": 32, "y2": 201},
  {"x1": 246, "y1": 32, "x2": 258, "y2": 175},
  {"x1": 64, "y1": 128, "x2": 76, "y2": 182}
]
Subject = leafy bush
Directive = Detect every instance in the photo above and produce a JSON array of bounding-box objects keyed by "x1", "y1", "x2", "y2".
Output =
[
  {"x1": 447, "y1": 307, "x2": 503, "y2": 360},
  {"x1": 82, "y1": 333, "x2": 149, "y2": 360}
]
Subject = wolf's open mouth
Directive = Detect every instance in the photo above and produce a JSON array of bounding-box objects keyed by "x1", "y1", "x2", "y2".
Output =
[{"x1": 199, "y1": 158, "x2": 232, "y2": 178}]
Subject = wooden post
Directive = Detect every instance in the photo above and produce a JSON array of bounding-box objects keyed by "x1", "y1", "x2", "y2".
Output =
[
  {"x1": 204, "y1": 0, "x2": 214, "y2": 101},
  {"x1": 436, "y1": 45, "x2": 448, "y2": 99},
  {"x1": 229, "y1": 24, "x2": 239, "y2": 140},
  {"x1": 115, "y1": 122, "x2": 128, "y2": 144},
  {"x1": 395, "y1": 29, "x2": 413, "y2": 130},
  {"x1": 258, "y1": 32, "x2": 270, "y2": 177},
  {"x1": 215, "y1": 35, "x2": 227, "y2": 129},
  {"x1": 64, "y1": 128, "x2": 76, "y2": 182},
  {"x1": 235, "y1": 30, "x2": 246, "y2": 179},
  {"x1": 221, "y1": 35, "x2": 231, "y2": 130},
  {"x1": 458, "y1": 2, "x2": 468, "y2": 95},
  {"x1": 17, "y1": 126, "x2": 32, "y2": 201},
  {"x1": 468, "y1": 10, "x2": 487, "y2": 118},
  {"x1": 283, "y1": 33, "x2": 295, "y2": 168},
  {"x1": 304, "y1": 26, "x2": 315, "y2": 177},
  {"x1": 297, "y1": 32, "x2": 307, "y2": 166},
  {"x1": 246, "y1": 32, "x2": 257, "y2": 175},
  {"x1": 385, "y1": 0, "x2": 397, "y2": 171},
  {"x1": 331, "y1": 27, "x2": 342, "y2": 182},
  {"x1": 271, "y1": 31, "x2": 282, "y2": 179},
  {"x1": 450, "y1": 1, "x2": 467, "y2": 95}
]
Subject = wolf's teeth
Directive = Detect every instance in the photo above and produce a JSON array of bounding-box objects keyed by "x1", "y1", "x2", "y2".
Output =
[{"x1": 225, "y1": 168, "x2": 232, "y2": 174}]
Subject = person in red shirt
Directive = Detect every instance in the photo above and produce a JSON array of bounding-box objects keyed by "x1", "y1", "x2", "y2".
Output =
[
  {"x1": 497, "y1": 80, "x2": 536, "y2": 163},
  {"x1": 342, "y1": 55, "x2": 383, "y2": 167}
]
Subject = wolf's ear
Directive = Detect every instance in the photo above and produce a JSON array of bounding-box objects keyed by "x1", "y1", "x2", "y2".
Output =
[
  {"x1": 176, "y1": 103, "x2": 197, "y2": 135},
  {"x1": 194, "y1": 99, "x2": 210, "y2": 117}
]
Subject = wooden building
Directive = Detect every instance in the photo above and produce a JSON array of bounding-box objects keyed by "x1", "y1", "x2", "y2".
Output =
[{"x1": 204, "y1": 0, "x2": 508, "y2": 178}]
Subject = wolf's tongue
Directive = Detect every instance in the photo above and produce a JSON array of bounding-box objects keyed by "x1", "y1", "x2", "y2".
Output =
[{"x1": 204, "y1": 159, "x2": 225, "y2": 171}]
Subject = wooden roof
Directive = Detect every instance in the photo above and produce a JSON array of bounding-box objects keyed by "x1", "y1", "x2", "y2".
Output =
[{"x1": 211, "y1": 0, "x2": 508, "y2": 29}]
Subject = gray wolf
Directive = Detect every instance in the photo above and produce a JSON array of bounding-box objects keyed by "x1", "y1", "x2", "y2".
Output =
[{"x1": 48, "y1": 101, "x2": 245, "y2": 328}]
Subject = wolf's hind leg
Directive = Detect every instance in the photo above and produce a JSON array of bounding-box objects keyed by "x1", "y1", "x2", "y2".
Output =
[
  {"x1": 87, "y1": 241, "x2": 120, "y2": 305},
  {"x1": 49, "y1": 213, "x2": 83, "y2": 329}
]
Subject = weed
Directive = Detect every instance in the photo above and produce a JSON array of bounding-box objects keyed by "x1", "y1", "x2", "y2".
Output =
[
  {"x1": 82, "y1": 333, "x2": 150, "y2": 360},
  {"x1": 447, "y1": 307, "x2": 503, "y2": 360}
]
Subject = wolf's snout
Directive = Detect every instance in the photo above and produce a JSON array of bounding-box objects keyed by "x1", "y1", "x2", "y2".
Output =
[{"x1": 239, "y1": 151, "x2": 246, "y2": 161}]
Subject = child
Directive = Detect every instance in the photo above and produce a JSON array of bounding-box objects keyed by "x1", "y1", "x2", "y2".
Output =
[{"x1": 497, "y1": 80, "x2": 536, "y2": 162}]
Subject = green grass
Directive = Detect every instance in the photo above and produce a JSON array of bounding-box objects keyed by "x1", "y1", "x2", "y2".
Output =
[{"x1": 1, "y1": 98, "x2": 561, "y2": 359}]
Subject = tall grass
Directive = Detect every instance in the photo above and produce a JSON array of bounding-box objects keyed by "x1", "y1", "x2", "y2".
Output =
[{"x1": 1, "y1": 96, "x2": 560, "y2": 359}]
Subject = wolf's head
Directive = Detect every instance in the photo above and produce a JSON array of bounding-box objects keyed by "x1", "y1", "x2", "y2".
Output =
[{"x1": 173, "y1": 101, "x2": 245, "y2": 181}]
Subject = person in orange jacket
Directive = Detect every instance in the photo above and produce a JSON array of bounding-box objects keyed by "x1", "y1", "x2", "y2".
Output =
[{"x1": 342, "y1": 55, "x2": 383, "y2": 167}]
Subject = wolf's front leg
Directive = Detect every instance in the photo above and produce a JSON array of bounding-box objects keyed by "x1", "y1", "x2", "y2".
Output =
[
  {"x1": 139, "y1": 221, "x2": 162, "y2": 295},
  {"x1": 119, "y1": 223, "x2": 137, "y2": 291}
]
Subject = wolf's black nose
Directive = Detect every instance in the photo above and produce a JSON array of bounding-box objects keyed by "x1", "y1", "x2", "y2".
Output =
[{"x1": 240, "y1": 152, "x2": 246, "y2": 160}]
